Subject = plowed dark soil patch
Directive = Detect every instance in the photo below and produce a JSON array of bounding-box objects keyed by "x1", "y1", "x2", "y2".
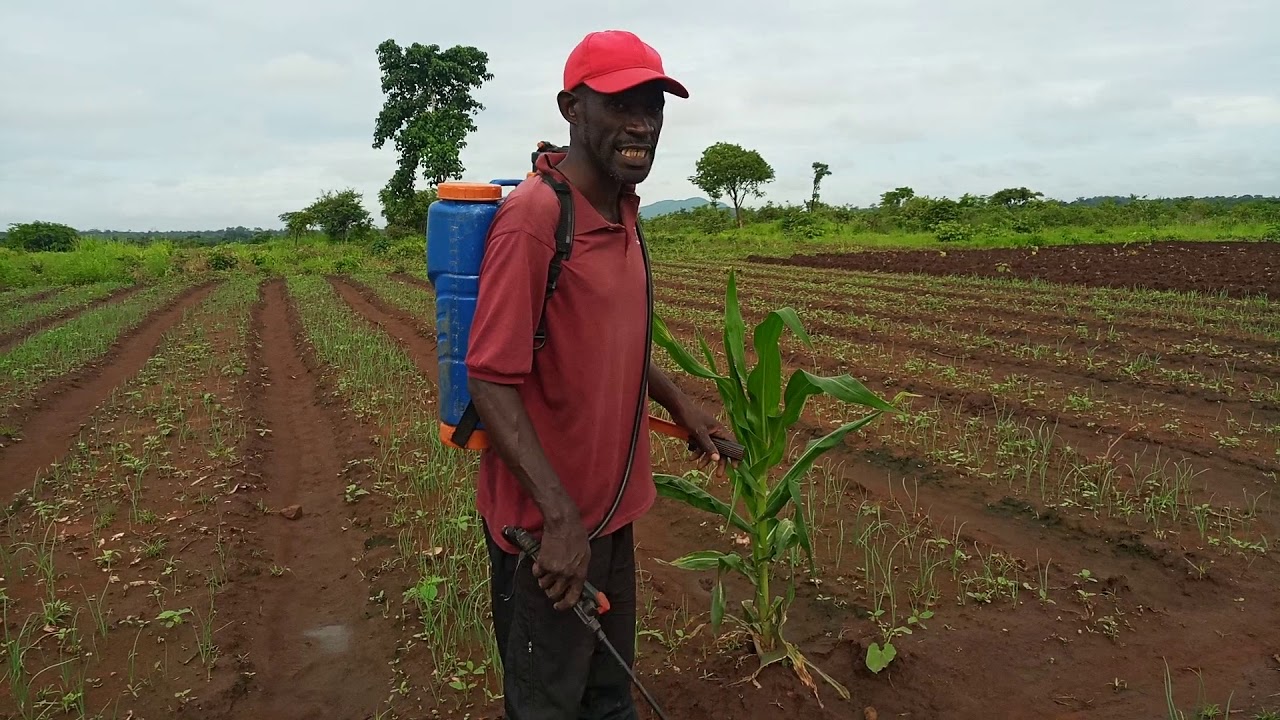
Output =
[
  {"x1": 749, "y1": 240, "x2": 1278, "y2": 298},
  {"x1": 0, "y1": 281, "x2": 215, "y2": 496},
  {"x1": 0, "y1": 284, "x2": 143, "y2": 353},
  {"x1": 226, "y1": 278, "x2": 391, "y2": 719}
]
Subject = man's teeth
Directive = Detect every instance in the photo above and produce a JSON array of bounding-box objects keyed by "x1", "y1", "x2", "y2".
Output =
[{"x1": 621, "y1": 148, "x2": 646, "y2": 159}]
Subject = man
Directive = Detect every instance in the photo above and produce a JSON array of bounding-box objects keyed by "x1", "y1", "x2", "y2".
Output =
[{"x1": 464, "y1": 29, "x2": 731, "y2": 720}]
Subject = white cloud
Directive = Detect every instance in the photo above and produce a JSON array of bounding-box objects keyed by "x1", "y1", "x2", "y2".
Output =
[{"x1": 1, "y1": 0, "x2": 1278, "y2": 230}]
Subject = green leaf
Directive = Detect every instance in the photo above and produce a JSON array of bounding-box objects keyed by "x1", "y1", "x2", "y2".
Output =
[
  {"x1": 745, "y1": 308, "x2": 808, "y2": 446},
  {"x1": 769, "y1": 518, "x2": 798, "y2": 560},
  {"x1": 668, "y1": 550, "x2": 726, "y2": 571},
  {"x1": 781, "y1": 369, "x2": 897, "y2": 430},
  {"x1": 866, "y1": 641, "x2": 897, "y2": 673},
  {"x1": 765, "y1": 412, "x2": 884, "y2": 569},
  {"x1": 722, "y1": 269, "x2": 749, "y2": 398},
  {"x1": 710, "y1": 579, "x2": 726, "y2": 634},
  {"x1": 652, "y1": 314, "x2": 721, "y2": 382},
  {"x1": 654, "y1": 473, "x2": 752, "y2": 534}
]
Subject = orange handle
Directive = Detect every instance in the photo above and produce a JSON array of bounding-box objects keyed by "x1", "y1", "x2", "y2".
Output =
[{"x1": 648, "y1": 415, "x2": 690, "y2": 441}]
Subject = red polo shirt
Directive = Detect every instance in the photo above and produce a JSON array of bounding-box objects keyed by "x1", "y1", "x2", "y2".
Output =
[{"x1": 465, "y1": 152, "x2": 654, "y2": 555}]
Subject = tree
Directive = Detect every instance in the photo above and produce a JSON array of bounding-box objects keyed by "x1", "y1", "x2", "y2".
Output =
[
  {"x1": 809, "y1": 162, "x2": 832, "y2": 211},
  {"x1": 689, "y1": 142, "x2": 775, "y2": 228},
  {"x1": 6, "y1": 221, "x2": 78, "y2": 252},
  {"x1": 380, "y1": 185, "x2": 438, "y2": 239},
  {"x1": 878, "y1": 186, "x2": 915, "y2": 211},
  {"x1": 292, "y1": 189, "x2": 374, "y2": 243},
  {"x1": 990, "y1": 187, "x2": 1044, "y2": 208},
  {"x1": 372, "y1": 39, "x2": 493, "y2": 226}
]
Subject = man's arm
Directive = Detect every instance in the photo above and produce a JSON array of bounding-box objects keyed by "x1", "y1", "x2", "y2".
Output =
[
  {"x1": 647, "y1": 360, "x2": 730, "y2": 465},
  {"x1": 467, "y1": 377, "x2": 588, "y2": 611}
]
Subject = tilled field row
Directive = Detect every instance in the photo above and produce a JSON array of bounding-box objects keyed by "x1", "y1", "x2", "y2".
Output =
[
  {"x1": 657, "y1": 261, "x2": 1280, "y2": 344},
  {"x1": 0, "y1": 275, "x2": 262, "y2": 720},
  {"x1": 657, "y1": 284, "x2": 1280, "y2": 413},
  {"x1": 0, "y1": 280, "x2": 138, "y2": 352}
]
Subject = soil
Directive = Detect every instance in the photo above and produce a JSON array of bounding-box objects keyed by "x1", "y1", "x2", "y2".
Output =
[
  {"x1": 748, "y1": 240, "x2": 1280, "y2": 298},
  {"x1": 3, "y1": 257, "x2": 1278, "y2": 720},
  {"x1": 0, "y1": 281, "x2": 215, "y2": 496}
]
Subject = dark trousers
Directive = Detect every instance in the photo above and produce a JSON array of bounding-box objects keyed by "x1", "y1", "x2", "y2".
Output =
[{"x1": 484, "y1": 520, "x2": 638, "y2": 720}]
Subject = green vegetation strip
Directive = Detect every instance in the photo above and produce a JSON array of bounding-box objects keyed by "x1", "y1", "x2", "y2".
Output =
[
  {"x1": 285, "y1": 274, "x2": 498, "y2": 704},
  {"x1": 0, "y1": 277, "x2": 200, "y2": 409},
  {"x1": 348, "y1": 271, "x2": 437, "y2": 321},
  {"x1": 0, "y1": 280, "x2": 132, "y2": 336},
  {"x1": 3, "y1": 275, "x2": 260, "y2": 717}
]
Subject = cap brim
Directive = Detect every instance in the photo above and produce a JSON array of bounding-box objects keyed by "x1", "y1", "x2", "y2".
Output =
[{"x1": 583, "y1": 67, "x2": 689, "y2": 98}]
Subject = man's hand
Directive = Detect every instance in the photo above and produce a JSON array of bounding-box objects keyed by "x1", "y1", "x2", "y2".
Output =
[
  {"x1": 533, "y1": 508, "x2": 591, "y2": 611},
  {"x1": 670, "y1": 399, "x2": 734, "y2": 474}
]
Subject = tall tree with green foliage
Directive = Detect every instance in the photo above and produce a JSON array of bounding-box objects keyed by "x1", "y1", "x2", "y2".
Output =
[
  {"x1": 5, "y1": 221, "x2": 79, "y2": 252},
  {"x1": 809, "y1": 162, "x2": 831, "y2": 211},
  {"x1": 989, "y1": 187, "x2": 1044, "y2": 207},
  {"x1": 689, "y1": 142, "x2": 775, "y2": 228},
  {"x1": 372, "y1": 39, "x2": 493, "y2": 233},
  {"x1": 288, "y1": 189, "x2": 374, "y2": 243}
]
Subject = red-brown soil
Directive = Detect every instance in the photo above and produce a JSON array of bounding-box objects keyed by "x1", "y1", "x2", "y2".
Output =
[
  {"x1": 221, "y1": 278, "x2": 395, "y2": 719},
  {"x1": 3, "y1": 258, "x2": 1278, "y2": 720},
  {"x1": 749, "y1": 240, "x2": 1279, "y2": 298},
  {"x1": 0, "y1": 281, "x2": 215, "y2": 495}
]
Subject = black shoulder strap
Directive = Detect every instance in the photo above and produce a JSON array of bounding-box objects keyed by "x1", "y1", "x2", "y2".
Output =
[
  {"x1": 450, "y1": 171, "x2": 573, "y2": 449},
  {"x1": 533, "y1": 173, "x2": 574, "y2": 350}
]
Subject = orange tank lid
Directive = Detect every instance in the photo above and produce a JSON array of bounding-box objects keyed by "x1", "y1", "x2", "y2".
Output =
[{"x1": 438, "y1": 182, "x2": 502, "y2": 201}]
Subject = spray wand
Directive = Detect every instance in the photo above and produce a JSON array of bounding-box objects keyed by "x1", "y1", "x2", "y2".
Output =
[{"x1": 502, "y1": 526, "x2": 671, "y2": 720}]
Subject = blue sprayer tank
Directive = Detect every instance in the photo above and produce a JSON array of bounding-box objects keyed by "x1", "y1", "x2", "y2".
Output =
[{"x1": 426, "y1": 177, "x2": 528, "y2": 449}]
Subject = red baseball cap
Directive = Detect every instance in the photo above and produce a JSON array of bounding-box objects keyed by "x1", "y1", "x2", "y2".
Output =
[{"x1": 563, "y1": 30, "x2": 689, "y2": 99}]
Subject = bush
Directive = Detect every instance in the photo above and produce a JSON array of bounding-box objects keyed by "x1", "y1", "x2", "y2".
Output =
[
  {"x1": 779, "y1": 208, "x2": 824, "y2": 240},
  {"x1": 1262, "y1": 223, "x2": 1280, "y2": 242},
  {"x1": 207, "y1": 248, "x2": 236, "y2": 271},
  {"x1": 934, "y1": 220, "x2": 975, "y2": 243}
]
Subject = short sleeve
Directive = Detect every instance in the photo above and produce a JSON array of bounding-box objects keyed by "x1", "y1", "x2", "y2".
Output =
[{"x1": 464, "y1": 226, "x2": 554, "y2": 385}]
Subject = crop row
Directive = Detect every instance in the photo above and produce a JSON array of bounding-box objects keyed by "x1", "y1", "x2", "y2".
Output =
[
  {"x1": 1, "y1": 276, "x2": 260, "y2": 718},
  {"x1": 284, "y1": 274, "x2": 495, "y2": 713},
  {"x1": 0, "y1": 278, "x2": 203, "y2": 412},
  {"x1": 0, "y1": 281, "x2": 132, "y2": 339}
]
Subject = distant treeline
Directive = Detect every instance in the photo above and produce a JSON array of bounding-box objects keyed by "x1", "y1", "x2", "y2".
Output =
[{"x1": 642, "y1": 189, "x2": 1280, "y2": 243}]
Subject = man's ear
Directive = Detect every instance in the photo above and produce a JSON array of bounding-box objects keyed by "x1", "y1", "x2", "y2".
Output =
[{"x1": 557, "y1": 88, "x2": 580, "y2": 125}]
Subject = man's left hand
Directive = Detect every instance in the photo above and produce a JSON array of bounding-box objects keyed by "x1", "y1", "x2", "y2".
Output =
[{"x1": 670, "y1": 400, "x2": 734, "y2": 473}]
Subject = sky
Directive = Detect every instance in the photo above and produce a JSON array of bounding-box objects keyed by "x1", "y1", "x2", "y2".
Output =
[{"x1": 2, "y1": 0, "x2": 1278, "y2": 231}]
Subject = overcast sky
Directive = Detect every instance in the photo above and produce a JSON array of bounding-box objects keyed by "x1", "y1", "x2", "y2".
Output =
[{"x1": 2, "y1": 0, "x2": 1278, "y2": 231}]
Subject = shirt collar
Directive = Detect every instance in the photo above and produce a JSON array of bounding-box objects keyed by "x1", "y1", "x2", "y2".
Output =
[{"x1": 535, "y1": 151, "x2": 641, "y2": 234}]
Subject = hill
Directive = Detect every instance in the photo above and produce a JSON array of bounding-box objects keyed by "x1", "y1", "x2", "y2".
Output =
[{"x1": 639, "y1": 197, "x2": 721, "y2": 219}]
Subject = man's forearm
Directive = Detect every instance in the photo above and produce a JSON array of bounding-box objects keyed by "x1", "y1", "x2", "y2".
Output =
[
  {"x1": 647, "y1": 361, "x2": 689, "y2": 417},
  {"x1": 467, "y1": 378, "x2": 578, "y2": 526}
]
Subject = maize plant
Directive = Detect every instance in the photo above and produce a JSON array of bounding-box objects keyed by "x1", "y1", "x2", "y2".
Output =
[{"x1": 651, "y1": 269, "x2": 901, "y2": 703}]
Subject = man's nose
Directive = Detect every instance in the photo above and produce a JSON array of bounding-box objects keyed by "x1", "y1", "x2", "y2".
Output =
[{"x1": 624, "y1": 113, "x2": 656, "y2": 138}]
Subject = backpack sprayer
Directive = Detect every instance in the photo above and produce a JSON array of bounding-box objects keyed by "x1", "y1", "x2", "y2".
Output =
[{"x1": 502, "y1": 525, "x2": 671, "y2": 720}]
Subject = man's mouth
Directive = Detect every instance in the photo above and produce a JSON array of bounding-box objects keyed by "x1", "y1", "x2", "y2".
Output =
[{"x1": 618, "y1": 146, "x2": 650, "y2": 161}]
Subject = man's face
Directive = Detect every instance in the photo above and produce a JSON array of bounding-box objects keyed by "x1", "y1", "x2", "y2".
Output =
[{"x1": 570, "y1": 81, "x2": 666, "y2": 185}]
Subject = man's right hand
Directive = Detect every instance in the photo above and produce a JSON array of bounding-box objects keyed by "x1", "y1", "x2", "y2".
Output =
[{"x1": 532, "y1": 510, "x2": 591, "y2": 611}]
